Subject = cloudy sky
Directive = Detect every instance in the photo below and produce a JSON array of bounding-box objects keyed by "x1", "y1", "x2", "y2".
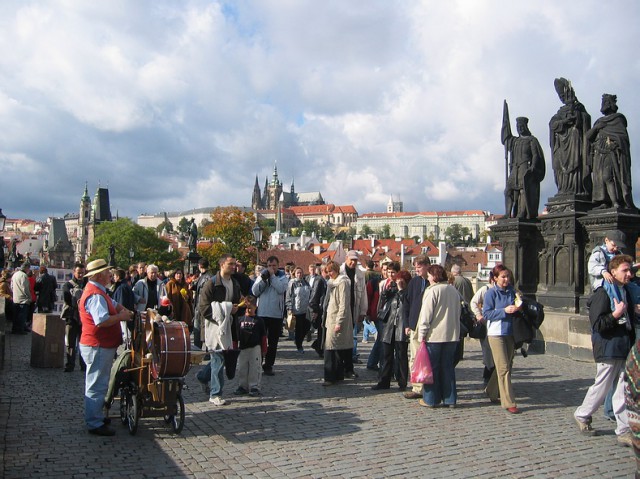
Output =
[{"x1": 1, "y1": 0, "x2": 639, "y2": 222}]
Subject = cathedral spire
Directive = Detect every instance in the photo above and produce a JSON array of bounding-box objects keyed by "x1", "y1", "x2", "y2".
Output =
[{"x1": 252, "y1": 175, "x2": 262, "y2": 210}]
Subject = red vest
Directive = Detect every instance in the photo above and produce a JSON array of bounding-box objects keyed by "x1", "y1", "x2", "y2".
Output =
[{"x1": 79, "y1": 282, "x2": 122, "y2": 348}]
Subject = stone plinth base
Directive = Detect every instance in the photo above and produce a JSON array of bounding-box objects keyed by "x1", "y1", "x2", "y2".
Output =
[
  {"x1": 31, "y1": 313, "x2": 65, "y2": 368},
  {"x1": 530, "y1": 311, "x2": 593, "y2": 362}
]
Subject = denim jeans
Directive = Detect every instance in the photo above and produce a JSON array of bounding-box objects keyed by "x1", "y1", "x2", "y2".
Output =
[
  {"x1": 362, "y1": 321, "x2": 377, "y2": 341},
  {"x1": 422, "y1": 341, "x2": 458, "y2": 407},
  {"x1": 13, "y1": 303, "x2": 29, "y2": 333},
  {"x1": 197, "y1": 351, "x2": 225, "y2": 397},
  {"x1": 79, "y1": 344, "x2": 117, "y2": 430},
  {"x1": 367, "y1": 320, "x2": 385, "y2": 368}
]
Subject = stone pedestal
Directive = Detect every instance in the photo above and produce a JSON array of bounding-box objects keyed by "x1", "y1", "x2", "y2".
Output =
[
  {"x1": 536, "y1": 195, "x2": 591, "y2": 314},
  {"x1": 184, "y1": 251, "x2": 202, "y2": 275},
  {"x1": 31, "y1": 313, "x2": 65, "y2": 368},
  {"x1": 489, "y1": 218, "x2": 543, "y2": 295}
]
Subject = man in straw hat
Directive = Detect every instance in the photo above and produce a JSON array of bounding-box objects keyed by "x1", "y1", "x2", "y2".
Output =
[{"x1": 78, "y1": 259, "x2": 134, "y2": 436}]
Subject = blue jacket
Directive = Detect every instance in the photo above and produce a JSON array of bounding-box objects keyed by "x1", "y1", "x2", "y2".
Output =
[
  {"x1": 588, "y1": 287, "x2": 634, "y2": 362},
  {"x1": 482, "y1": 285, "x2": 516, "y2": 336},
  {"x1": 252, "y1": 271, "x2": 289, "y2": 318}
]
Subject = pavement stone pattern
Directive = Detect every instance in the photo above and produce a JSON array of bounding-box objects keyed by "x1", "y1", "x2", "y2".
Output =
[{"x1": 0, "y1": 329, "x2": 635, "y2": 478}]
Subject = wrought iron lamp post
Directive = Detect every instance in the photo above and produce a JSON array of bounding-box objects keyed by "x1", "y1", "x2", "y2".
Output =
[{"x1": 252, "y1": 222, "x2": 263, "y2": 266}]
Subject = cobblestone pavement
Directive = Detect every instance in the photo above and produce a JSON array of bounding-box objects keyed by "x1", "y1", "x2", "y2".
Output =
[{"x1": 0, "y1": 330, "x2": 635, "y2": 478}]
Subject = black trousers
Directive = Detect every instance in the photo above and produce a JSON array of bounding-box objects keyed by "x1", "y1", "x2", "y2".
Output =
[
  {"x1": 294, "y1": 314, "x2": 311, "y2": 349},
  {"x1": 324, "y1": 348, "x2": 353, "y2": 381},
  {"x1": 262, "y1": 316, "x2": 282, "y2": 370},
  {"x1": 65, "y1": 321, "x2": 86, "y2": 371},
  {"x1": 379, "y1": 337, "x2": 408, "y2": 388}
]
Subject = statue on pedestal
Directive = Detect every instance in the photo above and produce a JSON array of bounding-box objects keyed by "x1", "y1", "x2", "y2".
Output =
[
  {"x1": 501, "y1": 101, "x2": 546, "y2": 219},
  {"x1": 587, "y1": 94, "x2": 635, "y2": 210},
  {"x1": 549, "y1": 78, "x2": 592, "y2": 196},
  {"x1": 187, "y1": 218, "x2": 198, "y2": 253}
]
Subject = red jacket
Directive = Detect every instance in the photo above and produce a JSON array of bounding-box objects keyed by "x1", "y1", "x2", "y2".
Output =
[{"x1": 79, "y1": 282, "x2": 122, "y2": 348}]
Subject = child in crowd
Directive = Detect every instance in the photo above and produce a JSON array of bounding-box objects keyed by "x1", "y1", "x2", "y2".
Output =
[{"x1": 235, "y1": 295, "x2": 267, "y2": 397}]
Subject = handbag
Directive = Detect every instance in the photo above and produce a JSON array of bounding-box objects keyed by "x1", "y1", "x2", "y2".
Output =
[
  {"x1": 286, "y1": 311, "x2": 296, "y2": 331},
  {"x1": 410, "y1": 342, "x2": 434, "y2": 384},
  {"x1": 377, "y1": 298, "x2": 392, "y2": 323},
  {"x1": 468, "y1": 320, "x2": 487, "y2": 340},
  {"x1": 459, "y1": 301, "x2": 475, "y2": 337}
]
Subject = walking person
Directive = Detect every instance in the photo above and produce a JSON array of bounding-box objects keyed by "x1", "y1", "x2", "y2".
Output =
[
  {"x1": 482, "y1": 265, "x2": 522, "y2": 414},
  {"x1": 252, "y1": 255, "x2": 288, "y2": 376},
  {"x1": 574, "y1": 254, "x2": 636, "y2": 446}
]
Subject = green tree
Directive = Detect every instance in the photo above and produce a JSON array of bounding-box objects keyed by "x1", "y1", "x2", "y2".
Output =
[
  {"x1": 381, "y1": 224, "x2": 391, "y2": 239},
  {"x1": 301, "y1": 220, "x2": 320, "y2": 236},
  {"x1": 200, "y1": 207, "x2": 257, "y2": 266},
  {"x1": 155, "y1": 219, "x2": 173, "y2": 234},
  {"x1": 318, "y1": 223, "x2": 335, "y2": 242},
  {"x1": 445, "y1": 224, "x2": 471, "y2": 245},
  {"x1": 360, "y1": 224, "x2": 373, "y2": 237},
  {"x1": 91, "y1": 218, "x2": 181, "y2": 270},
  {"x1": 177, "y1": 217, "x2": 190, "y2": 234}
]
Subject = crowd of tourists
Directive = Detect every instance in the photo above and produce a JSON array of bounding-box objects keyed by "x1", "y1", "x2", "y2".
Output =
[{"x1": 3, "y1": 229, "x2": 640, "y2": 475}]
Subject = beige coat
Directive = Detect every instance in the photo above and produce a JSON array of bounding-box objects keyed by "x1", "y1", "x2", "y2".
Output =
[
  {"x1": 324, "y1": 275, "x2": 353, "y2": 350},
  {"x1": 417, "y1": 282, "x2": 461, "y2": 343}
]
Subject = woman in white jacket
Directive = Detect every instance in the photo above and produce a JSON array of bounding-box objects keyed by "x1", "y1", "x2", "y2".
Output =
[{"x1": 417, "y1": 264, "x2": 461, "y2": 408}]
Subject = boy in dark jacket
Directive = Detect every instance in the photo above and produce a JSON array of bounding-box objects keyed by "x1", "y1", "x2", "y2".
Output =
[{"x1": 234, "y1": 296, "x2": 267, "y2": 397}]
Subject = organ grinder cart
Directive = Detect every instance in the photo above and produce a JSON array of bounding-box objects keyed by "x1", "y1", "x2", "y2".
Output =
[{"x1": 106, "y1": 309, "x2": 203, "y2": 435}]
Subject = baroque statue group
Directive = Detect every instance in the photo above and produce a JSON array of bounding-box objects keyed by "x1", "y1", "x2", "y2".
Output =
[{"x1": 502, "y1": 77, "x2": 635, "y2": 220}]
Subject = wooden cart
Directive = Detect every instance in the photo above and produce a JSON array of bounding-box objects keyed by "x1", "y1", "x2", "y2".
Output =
[{"x1": 116, "y1": 309, "x2": 203, "y2": 435}]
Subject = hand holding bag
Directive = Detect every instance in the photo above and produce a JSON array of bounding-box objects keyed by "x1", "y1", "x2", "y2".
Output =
[{"x1": 410, "y1": 342, "x2": 434, "y2": 384}]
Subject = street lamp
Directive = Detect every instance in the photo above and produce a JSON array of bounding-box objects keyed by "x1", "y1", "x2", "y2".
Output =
[
  {"x1": 252, "y1": 222, "x2": 263, "y2": 266},
  {"x1": 129, "y1": 247, "x2": 134, "y2": 265},
  {"x1": 0, "y1": 208, "x2": 6, "y2": 232}
]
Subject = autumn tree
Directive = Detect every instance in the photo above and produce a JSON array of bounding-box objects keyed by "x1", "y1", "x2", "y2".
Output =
[
  {"x1": 91, "y1": 218, "x2": 181, "y2": 271},
  {"x1": 199, "y1": 207, "x2": 258, "y2": 267}
]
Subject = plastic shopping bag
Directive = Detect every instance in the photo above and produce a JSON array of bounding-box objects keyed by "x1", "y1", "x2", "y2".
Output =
[{"x1": 410, "y1": 342, "x2": 434, "y2": 384}]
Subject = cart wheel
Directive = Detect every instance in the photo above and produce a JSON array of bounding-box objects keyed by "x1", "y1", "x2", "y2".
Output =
[
  {"x1": 168, "y1": 393, "x2": 185, "y2": 434},
  {"x1": 119, "y1": 388, "x2": 128, "y2": 426},
  {"x1": 126, "y1": 391, "x2": 139, "y2": 435}
]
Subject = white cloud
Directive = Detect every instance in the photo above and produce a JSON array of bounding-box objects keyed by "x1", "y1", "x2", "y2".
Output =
[{"x1": 0, "y1": 0, "x2": 639, "y2": 221}]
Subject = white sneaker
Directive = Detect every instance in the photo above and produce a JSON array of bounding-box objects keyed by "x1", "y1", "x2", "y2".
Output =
[
  {"x1": 362, "y1": 339, "x2": 369, "y2": 344},
  {"x1": 209, "y1": 396, "x2": 227, "y2": 406}
]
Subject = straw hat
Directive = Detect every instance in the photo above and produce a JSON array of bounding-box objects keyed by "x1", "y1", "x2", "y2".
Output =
[{"x1": 84, "y1": 259, "x2": 111, "y2": 278}]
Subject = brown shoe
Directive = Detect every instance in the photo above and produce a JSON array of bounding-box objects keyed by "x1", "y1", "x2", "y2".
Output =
[
  {"x1": 617, "y1": 432, "x2": 633, "y2": 447},
  {"x1": 403, "y1": 391, "x2": 421, "y2": 400},
  {"x1": 575, "y1": 417, "x2": 596, "y2": 436}
]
